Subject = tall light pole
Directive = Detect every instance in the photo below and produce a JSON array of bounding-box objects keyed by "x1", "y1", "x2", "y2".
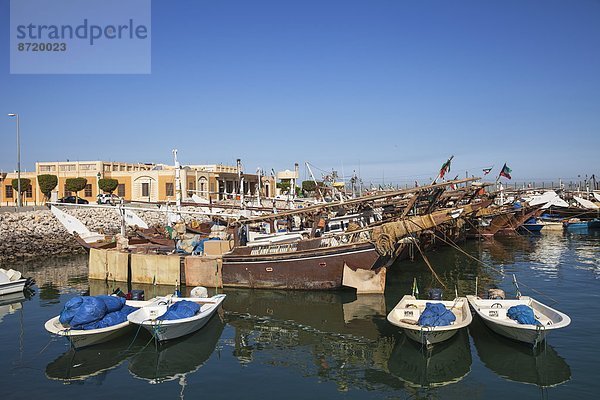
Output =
[{"x1": 7, "y1": 113, "x2": 21, "y2": 207}]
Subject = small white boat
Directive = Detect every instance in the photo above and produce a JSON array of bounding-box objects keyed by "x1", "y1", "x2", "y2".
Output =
[
  {"x1": 466, "y1": 295, "x2": 571, "y2": 346},
  {"x1": 44, "y1": 299, "x2": 153, "y2": 349},
  {"x1": 387, "y1": 295, "x2": 473, "y2": 346},
  {"x1": 127, "y1": 293, "x2": 226, "y2": 342},
  {"x1": 0, "y1": 268, "x2": 28, "y2": 296}
]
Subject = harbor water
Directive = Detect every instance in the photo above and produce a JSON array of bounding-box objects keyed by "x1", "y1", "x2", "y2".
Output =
[{"x1": 1, "y1": 230, "x2": 598, "y2": 399}]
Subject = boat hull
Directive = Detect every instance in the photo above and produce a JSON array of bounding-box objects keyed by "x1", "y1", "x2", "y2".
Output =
[
  {"x1": 0, "y1": 279, "x2": 26, "y2": 296},
  {"x1": 44, "y1": 316, "x2": 135, "y2": 349},
  {"x1": 44, "y1": 299, "x2": 154, "y2": 349},
  {"x1": 404, "y1": 327, "x2": 460, "y2": 346},
  {"x1": 387, "y1": 296, "x2": 473, "y2": 347},
  {"x1": 128, "y1": 294, "x2": 226, "y2": 342},
  {"x1": 479, "y1": 317, "x2": 547, "y2": 345},
  {"x1": 467, "y1": 295, "x2": 571, "y2": 347},
  {"x1": 144, "y1": 314, "x2": 212, "y2": 342},
  {"x1": 222, "y1": 242, "x2": 381, "y2": 290}
]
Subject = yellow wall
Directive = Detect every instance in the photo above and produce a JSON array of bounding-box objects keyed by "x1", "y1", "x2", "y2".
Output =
[
  {"x1": 158, "y1": 174, "x2": 176, "y2": 201},
  {"x1": 0, "y1": 172, "x2": 39, "y2": 206}
]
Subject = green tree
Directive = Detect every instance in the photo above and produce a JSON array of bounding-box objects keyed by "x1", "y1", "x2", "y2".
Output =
[
  {"x1": 11, "y1": 178, "x2": 31, "y2": 205},
  {"x1": 277, "y1": 181, "x2": 291, "y2": 193},
  {"x1": 302, "y1": 180, "x2": 317, "y2": 192},
  {"x1": 98, "y1": 178, "x2": 119, "y2": 193},
  {"x1": 37, "y1": 174, "x2": 58, "y2": 200},
  {"x1": 65, "y1": 177, "x2": 88, "y2": 203},
  {"x1": 11, "y1": 178, "x2": 31, "y2": 194}
]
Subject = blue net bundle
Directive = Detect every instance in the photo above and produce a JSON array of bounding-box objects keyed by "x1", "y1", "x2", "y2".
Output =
[
  {"x1": 157, "y1": 300, "x2": 200, "y2": 321},
  {"x1": 507, "y1": 305, "x2": 540, "y2": 325},
  {"x1": 58, "y1": 295, "x2": 131, "y2": 330},
  {"x1": 417, "y1": 302, "x2": 456, "y2": 327}
]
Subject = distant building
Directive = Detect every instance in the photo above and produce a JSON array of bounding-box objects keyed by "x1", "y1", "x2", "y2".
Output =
[{"x1": 0, "y1": 160, "x2": 276, "y2": 206}]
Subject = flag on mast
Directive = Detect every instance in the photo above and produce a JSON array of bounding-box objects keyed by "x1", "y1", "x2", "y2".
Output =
[
  {"x1": 450, "y1": 175, "x2": 459, "y2": 190},
  {"x1": 499, "y1": 163, "x2": 512, "y2": 180},
  {"x1": 482, "y1": 167, "x2": 493, "y2": 175},
  {"x1": 438, "y1": 155, "x2": 454, "y2": 179}
]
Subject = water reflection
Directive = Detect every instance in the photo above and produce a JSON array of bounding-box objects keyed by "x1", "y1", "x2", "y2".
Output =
[
  {"x1": 0, "y1": 290, "x2": 33, "y2": 324},
  {"x1": 528, "y1": 233, "x2": 567, "y2": 279},
  {"x1": 128, "y1": 315, "x2": 225, "y2": 383},
  {"x1": 46, "y1": 335, "x2": 137, "y2": 382},
  {"x1": 224, "y1": 288, "x2": 398, "y2": 392},
  {"x1": 386, "y1": 329, "x2": 472, "y2": 388},
  {"x1": 470, "y1": 317, "x2": 571, "y2": 387}
]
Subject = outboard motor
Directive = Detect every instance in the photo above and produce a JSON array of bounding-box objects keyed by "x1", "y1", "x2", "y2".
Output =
[
  {"x1": 130, "y1": 289, "x2": 145, "y2": 300},
  {"x1": 427, "y1": 288, "x2": 443, "y2": 300},
  {"x1": 487, "y1": 288, "x2": 505, "y2": 300}
]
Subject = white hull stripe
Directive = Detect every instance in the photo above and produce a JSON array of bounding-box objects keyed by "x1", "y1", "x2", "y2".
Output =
[{"x1": 224, "y1": 248, "x2": 376, "y2": 264}]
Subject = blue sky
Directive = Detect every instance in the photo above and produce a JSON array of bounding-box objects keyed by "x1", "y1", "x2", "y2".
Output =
[{"x1": 1, "y1": 0, "x2": 599, "y2": 185}]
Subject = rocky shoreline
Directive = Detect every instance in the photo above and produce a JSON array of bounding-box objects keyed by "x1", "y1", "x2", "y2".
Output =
[{"x1": 0, "y1": 207, "x2": 170, "y2": 262}]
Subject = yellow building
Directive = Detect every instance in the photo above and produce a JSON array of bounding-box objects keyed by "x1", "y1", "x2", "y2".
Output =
[{"x1": 0, "y1": 160, "x2": 276, "y2": 206}]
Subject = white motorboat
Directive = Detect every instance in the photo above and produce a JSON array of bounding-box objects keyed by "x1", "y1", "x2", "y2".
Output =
[
  {"x1": 127, "y1": 293, "x2": 226, "y2": 342},
  {"x1": 0, "y1": 268, "x2": 28, "y2": 296},
  {"x1": 387, "y1": 295, "x2": 472, "y2": 346},
  {"x1": 466, "y1": 294, "x2": 571, "y2": 346},
  {"x1": 44, "y1": 298, "x2": 153, "y2": 349}
]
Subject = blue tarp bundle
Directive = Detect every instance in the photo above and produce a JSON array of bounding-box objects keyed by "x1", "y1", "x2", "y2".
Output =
[
  {"x1": 193, "y1": 237, "x2": 220, "y2": 255},
  {"x1": 157, "y1": 300, "x2": 200, "y2": 321},
  {"x1": 59, "y1": 295, "x2": 131, "y2": 330},
  {"x1": 507, "y1": 305, "x2": 540, "y2": 325},
  {"x1": 60, "y1": 297, "x2": 108, "y2": 328},
  {"x1": 95, "y1": 295, "x2": 126, "y2": 313},
  {"x1": 417, "y1": 302, "x2": 456, "y2": 327},
  {"x1": 80, "y1": 305, "x2": 137, "y2": 330}
]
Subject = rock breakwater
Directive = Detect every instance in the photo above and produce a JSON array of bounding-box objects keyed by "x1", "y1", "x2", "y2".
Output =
[{"x1": 0, "y1": 207, "x2": 171, "y2": 262}]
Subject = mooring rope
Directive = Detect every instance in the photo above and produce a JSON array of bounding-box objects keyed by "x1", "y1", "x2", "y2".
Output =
[{"x1": 404, "y1": 214, "x2": 560, "y2": 304}]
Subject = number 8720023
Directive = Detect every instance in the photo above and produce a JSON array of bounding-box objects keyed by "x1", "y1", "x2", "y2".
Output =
[{"x1": 17, "y1": 42, "x2": 67, "y2": 51}]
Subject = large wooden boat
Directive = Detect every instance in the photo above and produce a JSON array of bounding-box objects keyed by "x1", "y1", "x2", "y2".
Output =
[{"x1": 222, "y1": 202, "x2": 489, "y2": 290}]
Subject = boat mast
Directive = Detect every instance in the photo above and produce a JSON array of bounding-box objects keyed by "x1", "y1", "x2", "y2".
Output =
[
  {"x1": 173, "y1": 149, "x2": 182, "y2": 208},
  {"x1": 306, "y1": 162, "x2": 324, "y2": 201}
]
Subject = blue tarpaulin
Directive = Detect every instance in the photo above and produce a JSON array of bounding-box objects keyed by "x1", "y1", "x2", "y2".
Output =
[
  {"x1": 68, "y1": 297, "x2": 109, "y2": 329},
  {"x1": 417, "y1": 302, "x2": 456, "y2": 327},
  {"x1": 157, "y1": 300, "x2": 200, "y2": 321},
  {"x1": 59, "y1": 295, "x2": 132, "y2": 330},
  {"x1": 507, "y1": 305, "x2": 540, "y2": 325},
  {"x1": 96, "y1": 295, "x2": 126, "y2": 313},
  {"x1": 81, "y1": 305, "x2": 137, "y2": 330}
]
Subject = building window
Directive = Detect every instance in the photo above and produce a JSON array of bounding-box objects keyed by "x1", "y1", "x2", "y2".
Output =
[
  {"x1": 60, "y1": 164, "x2": 76, "y2": 172},
  {"x1": 39, "y1": 165, "x2": 56, "y2": 172},
  {"x1": 104, "y1": 165, "x2": 111, "y2": 172},
  {"x1": 26, "y1": 185, "x2": 33, "y2": 198},
  {"x1": 117, "y1": 184, "x2": 125, "y2": 198},
  {"x1": 166, "y1": 182, "x2": 174, "y2": 197},
  {"x1": 80, "y1": 164, "x2": 94, "y2": 171},
  {"x1": 5, "y1": 185, "x2": 13, "y2": 199},
  {"x1": 142, "y1": 182, "x2": 149, "y2": 197},
  {"x1": 84, "y1": 184, "x2": 92, "y2": 197}
]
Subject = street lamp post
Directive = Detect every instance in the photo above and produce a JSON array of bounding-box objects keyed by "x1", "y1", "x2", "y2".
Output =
[{"x1": 7, "y1": 113, "x2": 21, "y2": 207}]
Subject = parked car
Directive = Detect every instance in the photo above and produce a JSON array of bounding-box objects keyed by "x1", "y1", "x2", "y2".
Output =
[
  {"x1": 58, "y1": 196, "x2": 89, "y2": 204},
  {"x1": 97, "y1": 193, "x2": 120, "y2": 205}
]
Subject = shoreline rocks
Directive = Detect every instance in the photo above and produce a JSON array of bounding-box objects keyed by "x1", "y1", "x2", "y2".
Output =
[{"x1": 0, "y1": 207, "x2": 177, "y2": 262}]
